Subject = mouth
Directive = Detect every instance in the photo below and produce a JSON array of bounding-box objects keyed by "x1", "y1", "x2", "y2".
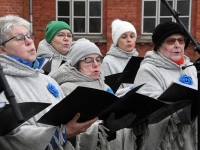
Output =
[
  {"x1": 30, "y1": 48, "x2": 36, "y2": 52},
  {"x1": 63, "y1": 44, "x2": 70, "y2": 48},
  {"x1": 173, "y1": 51, "x2": 180, "y2": 54},
  {"x1": 94, "y1": 70, "x2": 99, "y2": 74}
]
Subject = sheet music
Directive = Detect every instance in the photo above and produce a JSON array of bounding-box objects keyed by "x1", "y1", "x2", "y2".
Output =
[{"x1": 0, "y1": 102, "x2": 6, "y2": 108}]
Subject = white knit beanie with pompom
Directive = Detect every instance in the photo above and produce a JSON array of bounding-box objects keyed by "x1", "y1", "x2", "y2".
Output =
[{"x1": 111, "y1": 19, "x2": 137, "y2": 46}]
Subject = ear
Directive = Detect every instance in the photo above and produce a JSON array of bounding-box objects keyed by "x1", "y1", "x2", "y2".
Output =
[{"x1": 0, "y1": 45, "x2": 7, "y2": 54}]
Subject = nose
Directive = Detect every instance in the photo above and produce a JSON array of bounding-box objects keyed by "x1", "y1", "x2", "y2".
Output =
[
  {"x1": 92, "y1": 59, "x2": 99, "y2": 67},
  {"x1": 63, "y1": 36, "x2": 69, "y2": 41},
  {"x1": 127, "y1": 36, "x2": 131, "y2": 41},
  {"x1": 24, "y1": 36, "x2": 33, "y2": 45},
  {"x1": 174, "y1": 39, "x2": 182, "y2": 48}
]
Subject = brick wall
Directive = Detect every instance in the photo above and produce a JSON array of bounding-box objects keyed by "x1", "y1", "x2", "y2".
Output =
[
  {"x1": 0, "y1": 0, "x2": 200, "y2": 62},
  {"x1": 32, "y1": 0, "x2": 56, "y2": 47}
]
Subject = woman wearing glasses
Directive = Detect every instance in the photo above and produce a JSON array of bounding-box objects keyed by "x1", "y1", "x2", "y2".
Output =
[
  {"x1": 51, "y1": 38, "x2": 138, "y2": 150},
  {"x1": 134, "y1": 21, "x2": 197, "y2": 150},
  {"x1": 0, "y1": 15, "x2": 97, "y2": 150},
  {"x1": 37, "y1": 21, "x2": 73, "y2": 75}
]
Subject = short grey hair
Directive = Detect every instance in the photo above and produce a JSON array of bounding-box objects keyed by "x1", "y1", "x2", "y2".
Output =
[{"x1": 0, "y1": 14, "x2": 31, "y2": 45}]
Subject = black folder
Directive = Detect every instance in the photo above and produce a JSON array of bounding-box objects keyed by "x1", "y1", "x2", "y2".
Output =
[
  {"x1": 42, "y1": 57, "x2": 53, "y2": 75},
  {"x1": 37, "y1": 84, "x2": 144, "y2": 126},
  {"x1": 38, "y1": 82, "x2": 196, "y2": 128},
  {"x1": 105, "y1": 56, "x2": 143, "y2": 93},
  {"x1": 42, "y1": 57, "x2": 67, "y2": 75},
  {"x1": 122, "y1": 56, "x2": 144, "y2": 83},
  {"x1": 0, "y1": 102, "x2": 50, "y2": 136},
  {"x1": 104, "y1": 72, "x2": 129, "y2": 93},
  {"x1": 158, "y1": 81, "x2": 197, "y2": 102}
]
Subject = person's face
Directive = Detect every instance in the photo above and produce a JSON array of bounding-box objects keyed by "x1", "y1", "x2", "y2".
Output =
[
  {"x1": 78, "y1": 54, "x2": 102, "y2": 80},
  {"x1": 158, "y1": 34, "x2": 186, "y2": 62},
  {"x1": 0, "y1": 25, "x2": 36, "y2": 62},
  {"x1": 117, "y1": 32, "x2": 136, "y2": 52},
  {"x1": 50, "y1": 29, "x2": 73, "y2": 55}
]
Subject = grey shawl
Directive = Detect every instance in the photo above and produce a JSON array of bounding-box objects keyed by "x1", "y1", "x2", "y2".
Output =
[
  {"x1": 101, "y1": 44, "x2": 139, "y2": 95},
  {"x1": 0, "y1": 54, "x2": 74, "y2": 150},
  {"x1": 51, "y1": 63, "x2": 137, "y2": 150},
  {"x1": 37, "y1": 39, "x2": 71, "y2": 75},
  {"x1": 134, "y1": 50, "x2": 197, "y2": 150},
  {"x1": 50, "y1": 62, "x2": 110, "y2": 96}
]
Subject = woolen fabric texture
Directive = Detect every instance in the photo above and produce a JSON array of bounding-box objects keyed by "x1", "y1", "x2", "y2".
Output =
[
  {"x1": 45, "y1": 21, "x2": 72, "y2": 44},
  {"x1": 134, "y1": 50, "x2": 197, "y2": 150},
  {"x1": 37, "y1": 39, "x2": 71, "y2": 75},
  {"x1": 70, "y1": 38, "x2": 102, "y2": 67},
  {"x1": 111, "y1": 19, "x2": 137, "y2": 46},
  {"x1": 152, "y1": 21, "x2": 190, "y2": 51},
  {"x1": 101, "y1": 44, "x2": 139, "y2": 95},
  {"x1": 50, "y1": 62, "x2": 137, "y2": 150},
  {"x1": 0, "y1": 54, "x2": 75, "y2": 150}
]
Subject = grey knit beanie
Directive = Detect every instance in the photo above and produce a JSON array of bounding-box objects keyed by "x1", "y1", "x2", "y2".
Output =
[{"x1": 70, "y1": 38, "x2": 103, "y2": 67}]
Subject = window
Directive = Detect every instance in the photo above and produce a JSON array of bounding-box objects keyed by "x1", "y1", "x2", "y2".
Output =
[
  {"x1": 142, "y1": 0, "x2": 191, "y2": 35},
  {"x1": 56, "y1": 0, "x2": 102, "y2": 34}
]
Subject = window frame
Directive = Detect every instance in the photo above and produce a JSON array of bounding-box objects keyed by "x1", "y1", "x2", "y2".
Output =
[
  {"x1": 141, "y1": 0, "x2": 192, "y2": 36},
  {"x1": 56, "y1": 0, "x2": 103, "y2": 35}
]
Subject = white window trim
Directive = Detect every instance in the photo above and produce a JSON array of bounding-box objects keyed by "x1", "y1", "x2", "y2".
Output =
[
  {"x1": 72, "y1": 0, "x2": 86, "y2": 34},
  {"x1": 56, "y1": 0, "x2": 71, "y2": 22},
  {"x1": 141, "y1": 0, "x2": 192, "y2": 37},
  {"x1": 56, "y1": 0, "x2": 102, "y2": 35},
  {"x1": 88, "y1": 0, "x2": 102, "y2": 34}
]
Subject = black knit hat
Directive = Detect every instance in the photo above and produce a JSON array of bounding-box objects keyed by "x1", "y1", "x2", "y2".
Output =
[{"x1": 152, "y1": 21, "x2": 190, "y2": 51}]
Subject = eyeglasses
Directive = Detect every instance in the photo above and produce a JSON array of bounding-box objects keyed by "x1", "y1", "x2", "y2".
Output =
[
  {"x1": 57, "y1": 32, "x2": 73, "y2": 39},
  {"x1": 80, "y1": 56, "x2": 103, "y2": 64},
  {"x1": 1, "y1": 33, "x2": 34, "y2": 45},
  {"x1": 165, "y1": 37, "x2": 187, "y2": 45}
]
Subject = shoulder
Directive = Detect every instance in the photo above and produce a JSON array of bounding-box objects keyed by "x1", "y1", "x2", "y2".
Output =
[{"x1": 60, "y1": 82, "x2": 78, "y2": 96}]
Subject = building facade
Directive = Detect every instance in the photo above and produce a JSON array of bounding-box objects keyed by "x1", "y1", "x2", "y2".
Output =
[{"x1": 0, "y1": 0, "x2": 200, "y2": 61}]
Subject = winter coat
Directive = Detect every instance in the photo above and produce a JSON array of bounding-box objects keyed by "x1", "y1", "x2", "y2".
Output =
[
  {"x1": 134, "y1": 50, "x2": 197, "y2": 150},
  {"x1": 0, "y1": 54, "x2": 75, "y2": 150},
  {"x1": 37, "y1": 39, "x2": 71, "y2": 75},
  {"x1": 101, "y1": 44, "x2": 139, "y2": 96},
  {"x1": 51, "y1": 62, "x2": 137, "y2": 150}
]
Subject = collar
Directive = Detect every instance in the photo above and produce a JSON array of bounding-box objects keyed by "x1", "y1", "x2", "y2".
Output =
[{"x1": 8, "y1": 55, "x2": 45, "y2": 69}]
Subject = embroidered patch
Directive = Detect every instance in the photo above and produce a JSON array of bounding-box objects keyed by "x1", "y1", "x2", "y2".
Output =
[
  {"x1": 47, "y1": 83, "x2": 60, "y2": 98},
  {"x1": 179, "y1": 74, "x2": 193, "y2": 85}
]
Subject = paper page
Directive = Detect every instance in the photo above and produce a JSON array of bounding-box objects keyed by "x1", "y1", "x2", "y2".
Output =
[
  {"x1": 170, "y1": 80, "x2": 197, "y2": 90},
  {"x1": 0, "y1": 102, "x2": 6, "y2": 108}
]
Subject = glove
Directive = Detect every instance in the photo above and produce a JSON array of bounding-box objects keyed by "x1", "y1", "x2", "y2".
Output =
[
  {"x1": 133, "y1": 121, "x2": 149, "y2": 136},
  {"x1": 106, "y1": 112, "x2": 136, "y2": 133}
]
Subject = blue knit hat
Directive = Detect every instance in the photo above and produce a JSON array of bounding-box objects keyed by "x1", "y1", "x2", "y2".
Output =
[{"x1": 45, "y1": 21, "x2": 72, "y2": 44}]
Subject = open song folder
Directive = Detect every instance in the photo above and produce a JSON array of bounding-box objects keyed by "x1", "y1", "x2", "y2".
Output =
[
  {"x1": 38, "y1": 81, "x2": 197, "y2": 127},
  {"x1": 0, "y1": 102, "x2": 50, "y2": 136}
]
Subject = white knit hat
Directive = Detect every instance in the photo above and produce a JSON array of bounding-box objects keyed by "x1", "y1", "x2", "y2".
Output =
[{"x1": 111, "y1": 19, "x2": 137, "y2": 46}]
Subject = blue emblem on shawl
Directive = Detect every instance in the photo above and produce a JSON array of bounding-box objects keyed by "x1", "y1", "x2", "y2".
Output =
[
  {"x1": 47, "y1": 83, "x2": 60, "y2": 98},
  {"x1": 179, "y1": 74, "x2": 193, "y2": 85}
]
